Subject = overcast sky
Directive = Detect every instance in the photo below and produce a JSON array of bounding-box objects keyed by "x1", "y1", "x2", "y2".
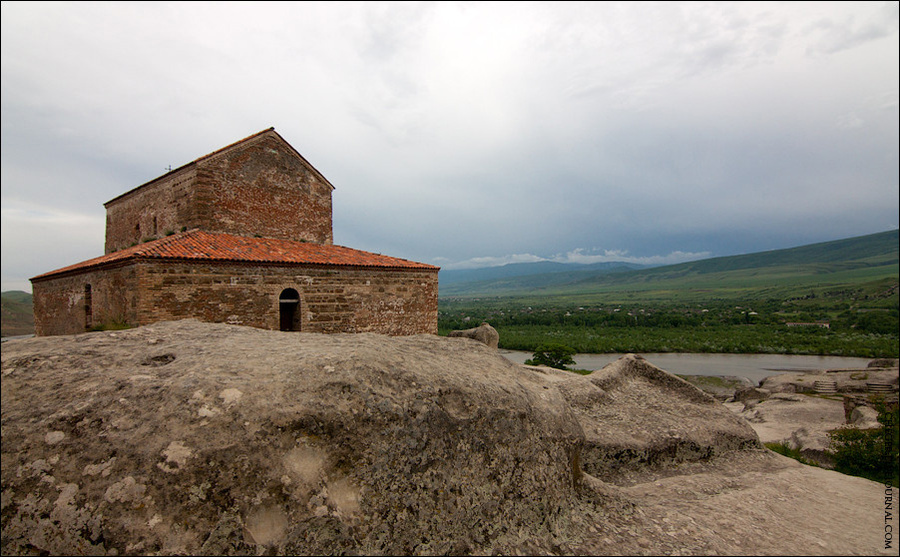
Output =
[{"x1": 2, "y1": 1, "x2": 898, "y2": 292}]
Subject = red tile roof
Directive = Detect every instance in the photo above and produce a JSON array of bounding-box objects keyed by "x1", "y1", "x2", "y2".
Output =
[{"x1": 31, "y1": 230, "x2": 439, "y2": 281}]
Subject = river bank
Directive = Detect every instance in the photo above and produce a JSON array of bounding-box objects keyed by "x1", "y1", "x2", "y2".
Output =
[{"x1": 500, "y1": 350, "x2": 874, "y2": 384}]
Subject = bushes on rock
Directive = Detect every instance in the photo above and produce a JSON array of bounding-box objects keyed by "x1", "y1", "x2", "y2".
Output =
[{"x1": 828, "y1": 399, "x2": 899, "y2": 486}]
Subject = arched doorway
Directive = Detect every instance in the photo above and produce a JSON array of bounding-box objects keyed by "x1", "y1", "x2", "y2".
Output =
[{"x1": 279, "y1": 288, "x2": 300, "y2": 331}]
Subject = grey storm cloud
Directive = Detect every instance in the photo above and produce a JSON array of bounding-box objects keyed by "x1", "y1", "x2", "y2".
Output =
[{"x1": 2, "y1": 1, "x2": 898, "y2": 292}]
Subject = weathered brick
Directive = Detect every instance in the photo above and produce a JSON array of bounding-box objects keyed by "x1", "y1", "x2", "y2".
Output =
[{"x1": 103, "y1": 129, "x2": 333, "y2": 253}]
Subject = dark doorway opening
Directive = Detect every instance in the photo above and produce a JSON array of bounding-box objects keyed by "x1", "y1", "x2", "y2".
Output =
[{"x1": 279, "y1": 288, "x2": 300, "y2": 331}]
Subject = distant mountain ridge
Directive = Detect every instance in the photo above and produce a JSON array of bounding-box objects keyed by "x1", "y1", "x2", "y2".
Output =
[
  {"x1": 440, "y1": 229, "x2": 899, "y2": 298},
  {"x1": 438, "y1": 260, "x2": 649, "y2": 297},
  {"x1": 440, "y1": 260, "x2": 648, "y2": 285}
]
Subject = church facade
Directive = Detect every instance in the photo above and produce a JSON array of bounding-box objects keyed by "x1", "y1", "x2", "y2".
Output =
[{"x1": 31, "y1": 128, "x2": 439, "y2": 336}]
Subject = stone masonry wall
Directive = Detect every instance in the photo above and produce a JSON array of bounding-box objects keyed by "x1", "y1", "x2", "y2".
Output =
[
  {"x1": 33, "y1": 261, "x2": 438, "y2": 336},
  {"x1": 32, "y1": 265, "x2": 140, "y2": 336},
  {"x1": 103, "y1": 133, "x2": 333, "y2": 254},
  {"x1": 104, "y1": 168, "x2": 200, "y2": 254},
  {"x1": 135, "y1": 260, "x2": 437, "y2": 335},
  {"x1": 196, "y1": 134, "x2": 333, "y2": 245}
]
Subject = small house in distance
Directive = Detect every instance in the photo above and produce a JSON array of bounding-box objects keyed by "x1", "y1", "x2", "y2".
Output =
[{"x1": 31, "y1": 128, "x2": 439, "y2": 336}]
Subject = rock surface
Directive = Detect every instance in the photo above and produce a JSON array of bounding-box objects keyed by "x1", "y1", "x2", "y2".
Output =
[
  {"x1": 1, "y1": 320, "x2": 894, "y2": 555},
  {"x1": 533, "y1": 355, "x2": 761, "y2": 482},
  {"x1": 726, "y1": 365, "x2": 899, "y2": 464},
  {"x1": 759, "y1": 367, "x2": 899, "y2": 395},
  {"x1": 446, "y1": 321, "x2": 500, "y2": 349},
  {"x1": 676, "y1": 374, "x2": 754, "y2": 401},
  {"x1": 868, "y1": 358, "x2": 900, "y2": 369},
  {"x1": 725, "y1": 393, "x2": 847, "y2": 459}
]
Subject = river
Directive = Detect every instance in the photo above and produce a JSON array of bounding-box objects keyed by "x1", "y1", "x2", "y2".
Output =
[{"x1": 499, "y1": 350, "x2": 874, "y2": 384}]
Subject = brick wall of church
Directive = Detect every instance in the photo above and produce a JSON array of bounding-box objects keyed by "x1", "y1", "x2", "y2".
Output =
[
  {"x1": 103, "y1": 133, "x2": 333, "y2": 254},
  {"x1": 196, "y1": 134, "x2": 333, "y2": 245},
  {"x1": 32, "y1": 265, "x2": 140, "y2": 336},
  {"x1": 135, "y1": 261, "x2": 437, "y2": 335},
  {"x1": 33, "y1": 261, "x2": 438, "y2": 336},
  {"x1": 104, "y1": 168, "x2": 200, "y2": 254}
]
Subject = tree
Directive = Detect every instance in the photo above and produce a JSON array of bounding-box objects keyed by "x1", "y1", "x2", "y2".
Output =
[{"x1": 525, "y1": 343, "x2": 576, "y2": 370}]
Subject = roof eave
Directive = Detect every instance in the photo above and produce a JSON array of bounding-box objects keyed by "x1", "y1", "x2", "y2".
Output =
[{"x1": 31, "y1": 256, "x2": 439, "y2": 283}]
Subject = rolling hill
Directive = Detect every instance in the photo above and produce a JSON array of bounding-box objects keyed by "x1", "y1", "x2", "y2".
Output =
[
  {"x1": 440, "y1": 229, "x2": 899, "y2": 302},
  {"x1": 439, "y1": 260, "x2": 648, "y2": 292},
  {"x1": 1, "y1": 290, "x2": 34, "y2": 337}
]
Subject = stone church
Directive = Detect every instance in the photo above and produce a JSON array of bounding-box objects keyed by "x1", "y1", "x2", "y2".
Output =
[{"x1": 31, "y1": 128, "x2": 439, "y2": 336}]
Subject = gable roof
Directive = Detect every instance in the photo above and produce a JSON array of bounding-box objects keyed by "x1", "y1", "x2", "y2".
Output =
[
  {"x1": 31, "y1": 230, "x2": 439, "y2": 282},
  {"x1": 104, "y1": 128, "x2": 334, "y2": 207}
]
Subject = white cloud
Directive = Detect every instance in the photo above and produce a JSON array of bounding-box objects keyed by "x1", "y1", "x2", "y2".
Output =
[{"x1": 441, "y1": 253, "x2": 549, "y2": 271}]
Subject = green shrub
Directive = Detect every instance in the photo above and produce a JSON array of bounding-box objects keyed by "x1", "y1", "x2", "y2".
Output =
[
  {"x1": 828, "y1": 399, "x2": 899, "y2": 486},
  {"x1": 525, "y1": 343, "x2": 576, "y2": 370},
  {"x1": 764, "y1": 441, "x2": 819, "y2": 467}
]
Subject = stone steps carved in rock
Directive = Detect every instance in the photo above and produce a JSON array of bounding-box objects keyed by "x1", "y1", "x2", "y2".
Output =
[
  {"x1": 866, "y1": 382, "x2": 894, "y2": 393},
  {"x1": 814, "y1": 380, "x2": 837, "y2": 394}
]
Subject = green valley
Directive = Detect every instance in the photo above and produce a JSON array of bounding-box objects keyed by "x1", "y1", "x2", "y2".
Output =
[{"x1": 439, "y1": 230, "x2": 899, "y2": 357}]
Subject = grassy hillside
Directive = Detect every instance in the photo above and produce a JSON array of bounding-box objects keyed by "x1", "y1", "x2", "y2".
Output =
[
  {"x1": 439, "y1": 231, "x2": 898, "y2": 357},
  {"x1": 441, "y1": 229, "x2": 899, "y2": 305},
  {"x1": 580, "y1": 228, "x2": 897, "y2": 284},
  {"x1": 1, "y1": 291, "x2": 34, "y2": 337}
]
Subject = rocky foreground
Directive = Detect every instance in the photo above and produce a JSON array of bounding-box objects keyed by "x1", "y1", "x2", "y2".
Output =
[{"x1": 1, "y1": 320, "x2": 895, "y2": 555}]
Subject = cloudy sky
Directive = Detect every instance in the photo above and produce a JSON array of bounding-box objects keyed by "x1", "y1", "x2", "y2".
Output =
[{"x1": 2, "y1": 1, "x2": 898, "y2": 292}]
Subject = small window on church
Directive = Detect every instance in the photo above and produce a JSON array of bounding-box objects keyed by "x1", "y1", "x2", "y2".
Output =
[{"x1": 84, "y1": 284, "x2": 93, "y2": 330}]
